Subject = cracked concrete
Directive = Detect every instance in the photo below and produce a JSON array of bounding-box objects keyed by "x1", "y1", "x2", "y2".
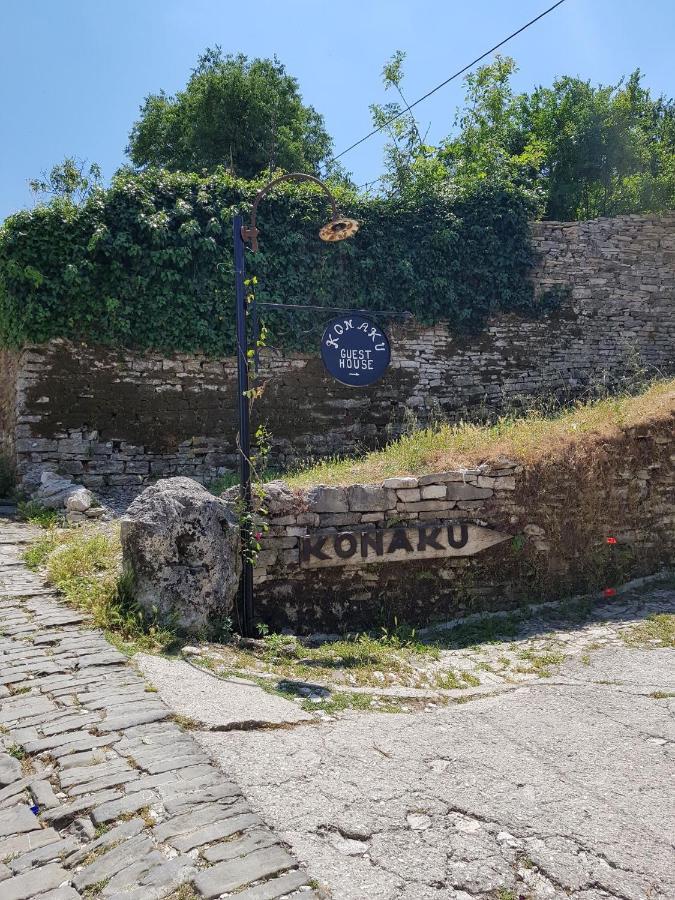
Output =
[{"x1": 192, "y1": 593, "x2": 675, "y2": 900}]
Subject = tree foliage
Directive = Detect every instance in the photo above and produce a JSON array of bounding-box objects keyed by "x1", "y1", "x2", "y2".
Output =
[
  {"x1": 0, "y1": 169, "x2": 543, "y2": 355},
  {"x1": 127, "y1": 48, "x2": 334, "y2": 180},
  {"x1": 375, "y1": 54, "x2": 675, "y2": 219},
  {"x1": 29, "y1": 157, "x2": 102, "y2": 204}
]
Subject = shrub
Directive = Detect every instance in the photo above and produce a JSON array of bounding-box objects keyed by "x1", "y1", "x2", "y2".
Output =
[{"x1": 0, "y1": 169, "x2": 544, "y2": 356}]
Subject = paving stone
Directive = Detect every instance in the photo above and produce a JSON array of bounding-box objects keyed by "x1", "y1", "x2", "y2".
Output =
[
  {"x1": 73, "y1": 816, "x2": 96, "y2": 841},
  {"x1": 68, "y1": 769, "x2": 139, "y2": 796},
  {"x1": 49, "y1": 734, "x2": 121, "y2": 758},
  {"x1": 162, "y1": 781, "x2": 241, "y2": 815},
  {"x1": 99, "y1": 851, "x2": 166, "y2": 893},
  {"x1": 72, "y1": 834, "x2": 155, "y2": 890},
  {"x1": 230, "y1": 868, "x2": 312, "y2": 900},
  {"x1": 58, "y1": 749, "x2": 108, "y2": 770},
  {"x1": 0, "y1": 522, "x2": 310, "y2": 899},
  {"x1": 65, "y1": 817, "x2": 145, "y2": 867},
  {"x1": 0, "y1": 826, "x2": 61, "y2": 858},
  {"x1": 40, "y1": 713, "x2": 101, "y2": 736},
  {"x1": 202, "y1": 826, "x2": 278, "y2": 863},
  {"x1": 0, "y1": 754, "x2": 22, "y2": 785},
  {"x1": 153, "y1": 799, "x2": 248, "y2": 841},
  {"x1": 97, "y1": 708, "x2": 170, "y2": 732},
  {"x1": 30, "y1": 779, "x2": 60, "y2": 809},
  {"x1": 0, "y1": 697, "x2": 56, "y2": 724},
  {"x1": 132, "y1": 752, "x2": 208, "y2": 775},
  {"x1": 193, "y1": 845, "x2": 297, "y2": 898},
  {"x1": 103, "y1": 855, "x2": 195, "y2": 900},
  {"x1": 125, "y1": 765, "x2": 218, "y2": 795},
  {"x1": 59, "y1": 759, "x2": 131, "y2": 789},
  {"x1": 41, "y1": 789, "x2": 124, "y2": 824},
  {"x1": 91, "y1": 789, "x2": 158, "y2": 825},
  {"x1": 170, "y1": 811, "x2": 263, "y2": 851},
  {"x1": 32, "y1": 889, "x2": 81, "y2": 900},
  {"x1": 9, "y1": 835, "x2": 78, "y2": 873},
  {"x1": 0, "y1": 863, "x2": 70, "y2": 900},
  {"x1": 0, "y1": 804, "x2": 42, "y2": 838}
]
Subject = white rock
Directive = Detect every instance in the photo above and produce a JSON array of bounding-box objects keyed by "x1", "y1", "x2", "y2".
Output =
[
  {"x1": 121, "y1": 477, "x2": 241, "y2": 635},
  {"x1": 65, "y1": 488, "x2": 93, "y2": 512}
]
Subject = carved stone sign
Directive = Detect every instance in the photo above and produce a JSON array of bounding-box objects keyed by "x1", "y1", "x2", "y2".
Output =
[
  {"x1": 300, "y1": 523, "x2": 510, "y2": 568},
  {"x1": 321, "y1": 313, "x2": 391, "y2": 387}
]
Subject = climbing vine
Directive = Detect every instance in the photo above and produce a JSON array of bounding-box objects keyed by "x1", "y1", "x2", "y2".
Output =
[{"x1": 0, "y1": 167, "x2": 546, "y2": 356}]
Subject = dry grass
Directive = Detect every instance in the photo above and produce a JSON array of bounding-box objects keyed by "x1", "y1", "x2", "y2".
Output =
[
  {"x1": 24, "y1": 524, "x2": 175, "y2": 654},
  {"x1": 287, "y1": 379, "x2": 675, "y2": 487}
]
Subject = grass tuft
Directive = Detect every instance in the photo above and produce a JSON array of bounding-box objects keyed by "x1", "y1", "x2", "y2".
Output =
[
  {"x1": 622, "y1": 613, "x2": 675, "y2": 648},
  {"x1": 24, "y1": 525, "x2": 176, "y2": 654},
  {"x1": 287, "y1": 378, "x2": 675, "y2": 487}
]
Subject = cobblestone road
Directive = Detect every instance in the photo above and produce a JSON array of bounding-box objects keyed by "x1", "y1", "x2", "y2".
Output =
[{"x1": 0, "y1": 522, "x2": 316, "y2": 900}]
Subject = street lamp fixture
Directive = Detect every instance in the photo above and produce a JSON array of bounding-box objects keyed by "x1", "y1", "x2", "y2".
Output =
[
  {"x1": 240, "y1": 172, "x2": 358, "y2": 251},
  {"x1": 232, "y1": 172, "x2": 359, "y2": 636}
]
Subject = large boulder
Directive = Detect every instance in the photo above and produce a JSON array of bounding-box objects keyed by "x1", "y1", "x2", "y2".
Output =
[{"x1": 120, "y1": 477, "x2": 241, "y2": 635}]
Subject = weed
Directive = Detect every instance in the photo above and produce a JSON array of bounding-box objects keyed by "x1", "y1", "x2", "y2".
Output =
[
  {"x1": 7, "y1": 744, "x2": 26, "y2": 760},
  {"x1": 84, "y1": 878, "x2": 110, "y2": 897},
  {"x1": 24, "y1": 525, "x2": 177, "y2": 654},
  {"x1": 16, "y1": 501, "x2": 60, "y2": 528},
  {"x1": 498, "y1": 889, "x2": 517, "y2": 900},
  {"x1": 622, "y1": 614, "x2": 675, "y2": 648},
  {"x1": 302, "y1": 691, "x2": 404, "y2": 714},
  {"x1": 172, "y1": 714, "x2": 200, "y2": 731},
  {"x1": 166, "y1": 885, "x2": 200, "y2": 900},
  {"x1": 9, "y1": 685, "x2": 31, "y2": 696},
  {"x1": 650, "y1": 691, "x2": 675, "y2": 699}
]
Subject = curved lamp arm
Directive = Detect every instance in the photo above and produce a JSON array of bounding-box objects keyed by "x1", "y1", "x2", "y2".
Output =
[{"x1": 240, "y1": 172, "x2": 357, "y2": 251}]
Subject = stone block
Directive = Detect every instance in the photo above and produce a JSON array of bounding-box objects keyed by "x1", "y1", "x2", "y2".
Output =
[
  {"x1": 306, "y1": 486, "x2": 348, "y2": 513},
  {"x1": 347, "y1": 484, "x2": 395, "y2": 511},
  {"x1": 446, "y1": 483, "x2": 493, "y2": 501},
  {"x1": 397, "y1": 489, "x2": 421, "y2": 502},
  {"x1": 418, "y1": 470, "x2": 482, "y2": 485},
  {"x1": 396, "y1": 500, "x2": 456, "y2": 512},
  {"x1": 420, "y1": 484, "x2": 447, "y2": 500},
  {"x1": 382, "y1": 476, "x2": 419, "y2": 489}
]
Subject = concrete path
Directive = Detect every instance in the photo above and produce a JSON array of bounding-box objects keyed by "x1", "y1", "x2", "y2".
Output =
[
  {"x1": 0, "y1": 521, "x2": 316, "y2": 899},
  {"x1": 192, "y1": 593, "x2": 675, "y2": 900}
]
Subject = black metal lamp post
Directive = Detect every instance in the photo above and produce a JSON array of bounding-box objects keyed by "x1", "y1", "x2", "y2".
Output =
[{"x1": 232, "y1": 173, "x2": 359, "y2": 637}]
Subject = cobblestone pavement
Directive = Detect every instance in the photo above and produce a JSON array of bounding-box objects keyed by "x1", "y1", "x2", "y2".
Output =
[
  {"x1": 194, "y1": 590, "x2": 675, "y2": 900},
  {"x1": 0, "y1": 522, "x2": 316, "y2": 900}
]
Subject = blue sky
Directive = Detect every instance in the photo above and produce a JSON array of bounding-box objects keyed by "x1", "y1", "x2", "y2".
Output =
[{"x1": 1, "y1": 0, "x2": 674, "y2": 221}]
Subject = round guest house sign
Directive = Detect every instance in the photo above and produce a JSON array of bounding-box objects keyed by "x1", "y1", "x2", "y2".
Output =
[{"x1": 320, "y1": 314, "x2": 391, "y2": 387}]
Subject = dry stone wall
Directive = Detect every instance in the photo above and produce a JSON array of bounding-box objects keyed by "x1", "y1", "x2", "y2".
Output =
[
  {"x1": 1, "y1": 213, "x2": 674, "y2": 490},
  {"x1": 252, "y1": 408, "x2": 675, "y2": 632}
]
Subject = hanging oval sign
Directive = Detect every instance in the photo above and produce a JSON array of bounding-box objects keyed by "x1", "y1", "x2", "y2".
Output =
[{"x1": 321, "y1": 314, "x2": 391, "y2": 387}]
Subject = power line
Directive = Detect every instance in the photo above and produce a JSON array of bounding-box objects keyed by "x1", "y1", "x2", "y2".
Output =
[{"x1": 330, "y1": 0, "x2": 568, "y2": 166}]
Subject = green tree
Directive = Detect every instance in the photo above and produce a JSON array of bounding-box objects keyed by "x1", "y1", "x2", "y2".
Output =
[
  {"x1": 440, "y1": 56, "x2": 546, "y2": 207},
  {"x1": 439, "y1": 58, "x2": 675, "y2": 219},
  {"x1": 527, "y1": 70, "x2": 675, "y2": 219},
  {"x1": 29, "y1": 157, "x2": 102, "y2": 203},
  {"x1": 127, "y1": 47, "x2": 334, "y2": 179},
  {"x1": 369, "y1": 51, "x2": 457, "y2": 201}
]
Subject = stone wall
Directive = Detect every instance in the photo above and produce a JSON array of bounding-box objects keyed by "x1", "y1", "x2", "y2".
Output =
[
  {"x1": 1, "y1": 213, "x2": 675, "y2": 490},
  {"x1": 0, "y1": 349, "x2": 19, "y2": 467},
  {"x1": 251, "y1": 406, "x2": 675, "y2": 633}
]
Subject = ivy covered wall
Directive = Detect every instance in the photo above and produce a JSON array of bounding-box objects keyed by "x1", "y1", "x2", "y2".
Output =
[{"x1": 0, "y1": 170, "x2": 546, "y2": 355}]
